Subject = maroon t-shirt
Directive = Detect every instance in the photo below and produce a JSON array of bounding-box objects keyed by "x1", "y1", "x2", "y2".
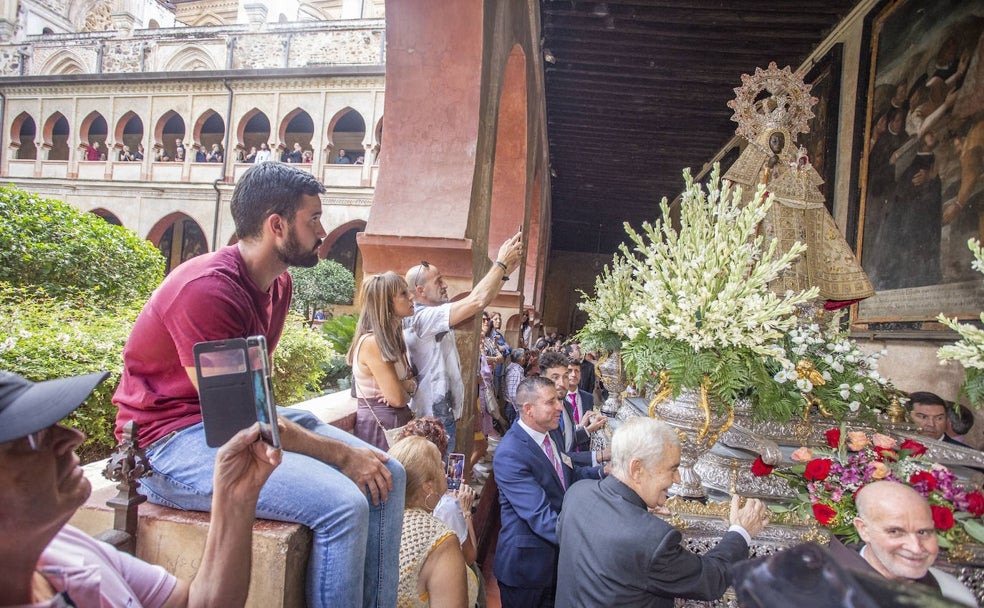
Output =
[{"x1": 113, "y1": 245, "x2": 291, "y2": 447}]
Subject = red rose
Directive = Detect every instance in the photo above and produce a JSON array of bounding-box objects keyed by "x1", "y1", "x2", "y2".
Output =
[
  {"x1": 967, "y1": 491, "x2": 984, "y2": 517},
  {"x1": 931, "y1": 505, "x2": 955, "y2": 530},
  {"x1": 873, "y1": 446, "x2": 898, "y2": 462},
  {"x1": 825, "y1": 428, "x2": 841, "y2": 448},
  {"x1": 813, "y1": 503, "x2": 837, "y2": 526},
  {"x1": 804, "y1": 458, "x2": 833, "y2": 481},
  {"x1": 908, "y1": 470, "x2": 937, "y2": 492},
  {"x1": 900, "y1": 439, "x2": 927, "y2": 457},
  {"x1": 750, "y1": 456, "x2": 774, "y2": 477}
]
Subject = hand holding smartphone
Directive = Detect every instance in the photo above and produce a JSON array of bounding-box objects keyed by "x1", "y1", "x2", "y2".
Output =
[
  {"x1": 194, "y1": 335, "x2": 281, "y2": 448},
  {"x1": 446, "y1": 452, "x2": 465, "y2": 490}
]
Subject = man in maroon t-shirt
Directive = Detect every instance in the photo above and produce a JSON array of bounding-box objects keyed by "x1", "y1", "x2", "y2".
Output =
[{"x1": 112, "y1": 162, "x2": 405, "y2": 608}]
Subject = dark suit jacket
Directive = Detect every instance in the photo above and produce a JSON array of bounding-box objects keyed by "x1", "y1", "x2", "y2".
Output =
[
  {"x1": 563, "y1": 389, "x2": 595, "y2": 466},
  {"x1": 493, "y1": 422, "x2": 601, "y2": 589},
  {"x1": 556, "y1": 476, "x2": 750, "y2": 608}
]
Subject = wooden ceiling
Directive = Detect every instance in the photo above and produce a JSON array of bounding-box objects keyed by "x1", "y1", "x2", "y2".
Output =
[{"x1": 541, "y1": 0, "x2": 861, "y2": 253}]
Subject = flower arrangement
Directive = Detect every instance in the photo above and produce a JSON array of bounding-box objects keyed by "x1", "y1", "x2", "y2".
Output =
[
  {"x1": 937, "y1": 238, "x2": 984, "y2": 407},
  {"x1": 576, "y1": 255, "x2": 633, "y2": 353},
  {"x1": 601, "y1": 165, "x2": 818, "y2": 416},
  {"x1": 757, "y1": 427, "x2": 984, "y2": 549},
  {"x1": 766, "y1": 315, "x2": 899, "y2": 421}
]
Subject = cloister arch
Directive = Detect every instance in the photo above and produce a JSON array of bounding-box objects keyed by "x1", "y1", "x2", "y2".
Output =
[
  {"x1": 40, "y1": 50, "x2": 86, "y2": 75},
  {"x1": 10, "y1": 112, "x2": 37, "y2": 159},
  {"x1": 193, "y1": 110, "x2": 225, "y2": 158},
  {"x1": 90, "y1": 208, "x2": 122, "y2": 226},
  {"x1": 238, "y1": 109, "x2": 271, "y2": 153},
  {"x1": 79, "y1": 110, "x2": 107, "y2": 148},
  {"x1": 115, "y1": 112, "x2": 144, "y2": 156},
  {"x1": 154, "y1": 111, "x2": 186, "y2": 159},
  {"x1": 326, "y1": 107, "x2": 366, "y2": 163},
  {"x1": 165, "y1": 46, "x2": 218, "y2": 72},
  {"x1": 487, "y1": 43, "x2": 528, "y2": 278},
  {"x1": 42, "y1": 112, "x2": 70, "y2": 160},
  {"x1": 147, "y1": 212, "x2": 208, "y2": 275},
  {"x1": 280, "y1": 108, "x2": 314, "y2": 154}
]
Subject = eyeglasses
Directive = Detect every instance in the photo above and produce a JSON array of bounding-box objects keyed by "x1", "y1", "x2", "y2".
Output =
[
  {"x1": 412, "y1": 261, "x2": 431, "y2": 287},
  {"x1": 26, "y1": 426, "x2": 51, "y2": 451}
]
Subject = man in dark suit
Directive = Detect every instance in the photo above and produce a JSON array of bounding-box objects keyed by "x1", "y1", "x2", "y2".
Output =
[
  {"x1": 493, "y1": 375, "x2": 602, "y2": 607},
  {"x1": 556, "y1": 417, "x2": 769, "y2": 608},
  {"x1": 908, "y1": 391, "x2": 967, "y2": 446},
  {"x1": 539, "y1": 351, "x2": 606, "y2": 468},
  {"x1": 565, "y1": 354, "x2": 612, "y2": 467}
]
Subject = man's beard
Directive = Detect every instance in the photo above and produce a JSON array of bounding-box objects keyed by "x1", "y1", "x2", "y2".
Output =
[{"x1": 278, "y1": 227, "x2": 321, "y2": 268}]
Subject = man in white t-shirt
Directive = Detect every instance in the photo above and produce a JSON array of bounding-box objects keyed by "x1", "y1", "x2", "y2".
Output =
[
  {"x1": 404, "y1": 231, "x2": 523, "y2": 453},
  {"x1": 0, "y1": 370, "x2": 280, "y2": 607}
]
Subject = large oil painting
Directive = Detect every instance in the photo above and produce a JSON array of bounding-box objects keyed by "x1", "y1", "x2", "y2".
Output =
[
  {"x1": 856, "y1": 0, "x2": 984, "y2": 325},
  {"x1": 799, "y1": 44, "x2": 842, "y2": 217}
]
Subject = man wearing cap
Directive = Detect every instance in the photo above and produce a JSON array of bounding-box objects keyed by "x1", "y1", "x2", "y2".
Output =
[
  {"x1": 0, "y1": 369, "x2": 281, "y2": 607},
  {"x1": 112, "y1": 162, "x2": 405, "y2": 608}
]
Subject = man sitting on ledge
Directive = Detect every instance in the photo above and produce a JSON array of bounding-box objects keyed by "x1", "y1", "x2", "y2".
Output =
[
  {"x1": 0, "y1": 369, "x2": 281, "y2": 607},
  {"x1": 828, "y1": 480, "x2": 977, "y2": 606}
]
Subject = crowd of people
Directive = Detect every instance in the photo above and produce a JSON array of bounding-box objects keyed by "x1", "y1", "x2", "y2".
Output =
[{"x1": 1, "y1": 161, "x2": 980, "y2": 607}]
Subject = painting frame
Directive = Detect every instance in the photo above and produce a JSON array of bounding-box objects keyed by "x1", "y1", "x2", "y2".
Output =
[
  {"x1": 851, "y1": 0, "x2": 984, "y2": 333},
  {"x1": 799, "y1": 43, "x2": 843, "y2": 218}
]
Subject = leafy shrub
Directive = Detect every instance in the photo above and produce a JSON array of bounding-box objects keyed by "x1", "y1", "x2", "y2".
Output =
[
  {"x1": 273, "y1": 316, "x2": 336, "y2": 404},
  {"x1": 317, "y1": 313, "x2": 358, "y2": 391},
  {"x1": 289, "y1": 259, "x2": 355, "y2": 319},
  {"x1": 321, "y1": 313, "x2": 358, "y2": 353},
  {"x1": 0, "y1": 185, "x2": 164, "y2": 305},
  {"x1": 0, "y1": 283, "x2": 138, "y2": 461}
]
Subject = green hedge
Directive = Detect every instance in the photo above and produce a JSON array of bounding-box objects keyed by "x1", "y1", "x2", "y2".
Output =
[
  {"x1": 0, "y1": 185, "x2": 164, "y2": 305},
  {"x1": 0, "y1": 283, "x2": 138, "y2": 461}
]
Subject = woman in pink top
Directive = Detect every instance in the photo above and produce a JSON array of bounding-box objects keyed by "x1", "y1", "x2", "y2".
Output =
[{"x1": 348, "y1": 271, "x2": 418, "y2": 450}]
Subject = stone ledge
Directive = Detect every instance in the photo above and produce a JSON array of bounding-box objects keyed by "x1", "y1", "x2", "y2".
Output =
[
  {"x1": 69, "y1": 391, "x2": 356, "y2": 607},
  {"x1": 71, "y1": 485, "x2": 310, "y2": 608}
]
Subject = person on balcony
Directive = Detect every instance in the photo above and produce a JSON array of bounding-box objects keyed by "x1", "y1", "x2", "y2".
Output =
[
  {"x1": 206, "y1": 144, "x2": 223, "y2": 163},
  {"x1": 84, "y1": 140, "x2": 104, "y2": 161},
  {"x1": 255, "y1": 142, "x2": 272, "y2": 163},
  {"x1": 334, "y1": 149, "x2": 352, "y2": 164},
  {"x1": 286, "y1": 142, "x2": 304, "y2": 163}
]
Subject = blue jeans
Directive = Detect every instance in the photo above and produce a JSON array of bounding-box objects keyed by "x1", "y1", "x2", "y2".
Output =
[
  {"x1": 140, "y1": 409, "x2": 405, "y2": 608},
  {"x1": 443, "y1": 417, "x2": 457, "y2": 456}
]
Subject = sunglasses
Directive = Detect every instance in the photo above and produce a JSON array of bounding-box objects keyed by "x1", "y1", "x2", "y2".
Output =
[
  {"x1": 412, "y1": 261, "x2": 431, "y2": 287},
  {"x1": 26, "y1": 426, "x2": 51, "y2": 451}
]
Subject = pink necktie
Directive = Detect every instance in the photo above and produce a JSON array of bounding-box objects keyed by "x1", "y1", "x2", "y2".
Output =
[
  {"x1": 569, "y1": 393, "x2": 580, "y2": 424},
  {"x1": 543, "y1": 436, "x2": 565, "y2": 489}
]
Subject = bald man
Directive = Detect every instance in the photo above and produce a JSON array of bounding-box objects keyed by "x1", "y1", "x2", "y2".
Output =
[{"x1": 828, "y1": 481, "x2": 976, "y2": 606}]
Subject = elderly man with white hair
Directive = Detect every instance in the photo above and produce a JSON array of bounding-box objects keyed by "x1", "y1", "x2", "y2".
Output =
[{"x1": 556, "y1": 417, "x2": 769, "y2": 608}]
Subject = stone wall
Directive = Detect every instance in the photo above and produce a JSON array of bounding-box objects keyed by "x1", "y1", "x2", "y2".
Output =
[{"x1": 0, "y1": 19, "x2": 384, "y2": 77}]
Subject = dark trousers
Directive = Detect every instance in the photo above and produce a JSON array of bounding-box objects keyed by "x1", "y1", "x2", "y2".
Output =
[{"x1": 497, "y1": 581, "x2": 554, "y2": 608}]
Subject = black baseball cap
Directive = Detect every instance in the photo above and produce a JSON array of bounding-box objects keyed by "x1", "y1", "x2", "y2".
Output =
[{"x1": 0, "y1": 370, "x2": 109, "y2": 443}]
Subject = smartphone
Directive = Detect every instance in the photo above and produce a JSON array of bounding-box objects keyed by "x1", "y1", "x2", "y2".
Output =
[
  {"x1": 193, "y1": 335, "x2": 280, "y2": 448},
  {"x1": 447, "y1": 452, "x2": 465, "y2": 490},
  {"x1": 247, "y1": 335, "x2": 281, "y2": 449}
]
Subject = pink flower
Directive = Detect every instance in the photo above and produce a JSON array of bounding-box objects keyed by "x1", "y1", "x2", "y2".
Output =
[
  {"x1": 871, "y1": 433, "x2": 897, "y2": 449},
  {"x1": 869, "y1": 461, "x2": 889, "y2": 479},
  {"x1": 847, "y1": 431, "x2": 869, "y2": 451},
  {"x1": 790, "y1": 447, "x2": 815, "y2": 462}
]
